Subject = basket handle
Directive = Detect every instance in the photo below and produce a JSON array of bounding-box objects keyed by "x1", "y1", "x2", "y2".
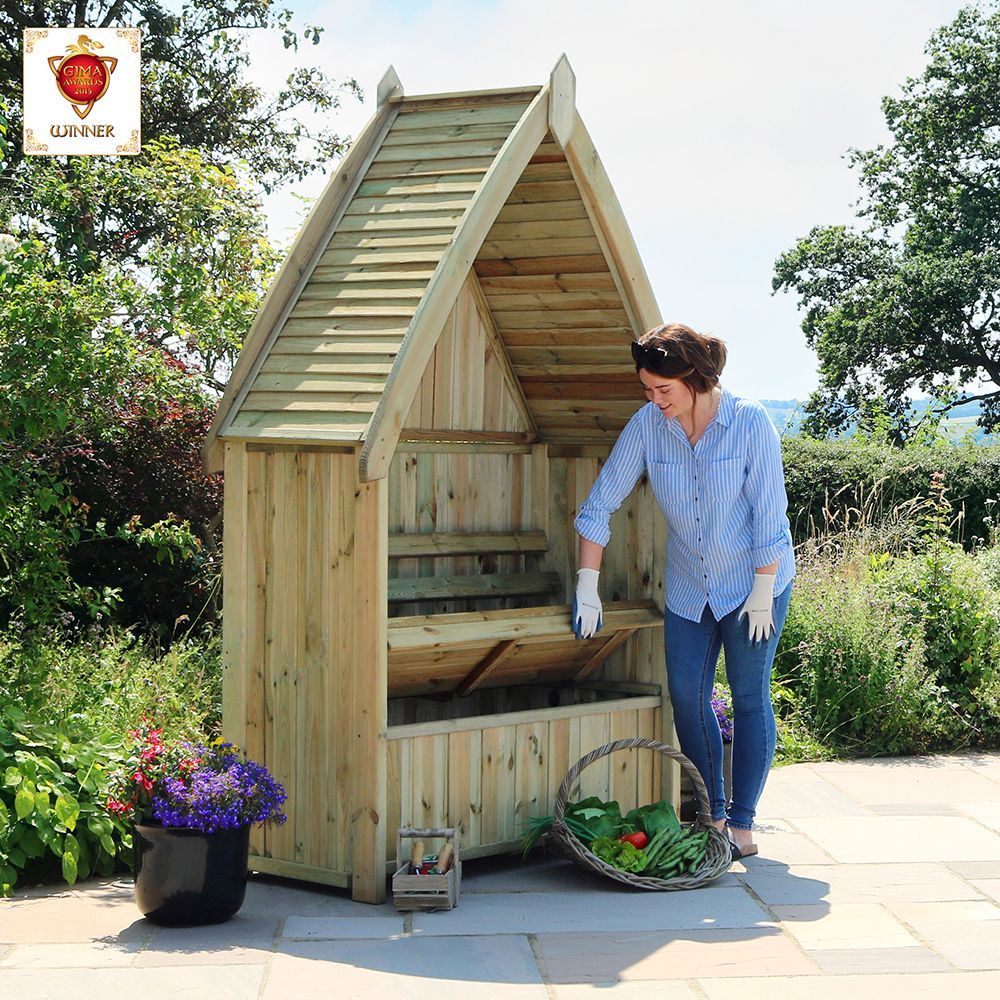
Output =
[
  {"x1": 395, "y1": 827, "x2": 460, "y2": 872},
  {"x1": 552, "y1": 737, "x2": 713, "y2": 828}
]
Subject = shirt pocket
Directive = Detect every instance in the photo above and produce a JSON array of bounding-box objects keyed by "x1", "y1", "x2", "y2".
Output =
[
  {"x1": 647, "y1": 461, "x2": 688, "y2": 512},
  {"x1": 710, "y1": 456, "x2": 746, "y2": 505}
]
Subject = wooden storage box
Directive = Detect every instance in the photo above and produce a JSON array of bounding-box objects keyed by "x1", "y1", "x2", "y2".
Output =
[{"x1": 392, "y1": 827, "x2": 461, "y2": 911}]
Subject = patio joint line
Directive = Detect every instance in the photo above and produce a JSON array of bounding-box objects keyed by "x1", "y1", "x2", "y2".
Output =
[
  {"x1": 872, "y1": 900, "x2": 960, "y2": 972},
  {"x1": 688, "y1": 978, "x2": 711, "y2": 999},
  {"x1": 527, "y1": 933, "x2": 557, "y2": 1000},
  {"x1": 734, "y1": 875, "x2": 825, "y2": 971}
]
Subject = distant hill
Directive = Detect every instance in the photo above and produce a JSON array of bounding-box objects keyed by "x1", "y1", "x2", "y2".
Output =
[{"x1": 759, "y1": 397, "x2": 999, "y2": 445}]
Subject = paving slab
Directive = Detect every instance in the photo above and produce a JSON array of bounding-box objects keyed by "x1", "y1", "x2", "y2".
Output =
[
  {"x1": 0, "y1": 892, "x2": 149, "y2": 945},
  {"x1": 770, "y1": 903, "x2": 919, "y2": 950},
  {"x1": 970, "y1": 878, "x2": 1000, "y2": 903},
  {"x1": 791, "y1": 815, "x2": 1000, "y2": 863},
  {"x1": 739, "y1": 862, "x2": 979, "y2": 904},
  {"x1": 410, "y1": 888, "x2": 773, "y2": 936},
  {"x1": 0, "y1": 965, "x2": 264, "y2": 999},
  {"x1": 818, "y1": 765, "x2": 1000, "y2": 807},
  {"x1": 134, "y1": 915, "x2": 278, "y2": 966},
  {"x1": 755, "y1": 778, "x2": 874, "y2": 818},
  {"x1": 804, "y1": 946, "x2": 950, "y2": 974},
  {"x1": 535, "y1": 927, "x2": 820, "y2": 981},
  {"x1": 282, "y1": 916, "x2": 405, "y2": 939},
  {"x1": 698, "y1": 970, "x2": 1000, "y2": 998},
  {"x1": 551, "y1": 983, "x2": 700, "y2": 998},
  {"x1": 0, "y1": 941, "x2": 142, "y2": 969},
  {"x1": 264, "y1": 936, "x2": 547, "y2": 999},
  {"x1": 944, "y1": 860, "x2": 1000, "y2": 878},
  {"x1": 886, "y1": 900, "x2": 1000, "y2": 970}
]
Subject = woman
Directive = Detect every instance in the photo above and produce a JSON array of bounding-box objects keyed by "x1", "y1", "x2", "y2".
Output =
[{"x1": 572, "y1": 322, "x2": 795, "y2": 859}]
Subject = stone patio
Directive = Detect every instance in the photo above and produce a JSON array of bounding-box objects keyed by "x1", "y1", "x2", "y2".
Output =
[{"x1": 2, "y1": 752, "x2": 999, "y2": 998}]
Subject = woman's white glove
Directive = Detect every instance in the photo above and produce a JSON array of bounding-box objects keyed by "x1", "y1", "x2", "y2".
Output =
[
  {"x1": 738, "y1": 572, "x2": 776, "y2": 643},
  {"x1": 573, "y1": 568, "x2": 603, "y2": 639}
]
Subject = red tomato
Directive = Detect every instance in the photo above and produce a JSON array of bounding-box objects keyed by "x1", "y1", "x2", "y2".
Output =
[{"x1": 619, "y1": 831, "x2": 648, "y2": 849}]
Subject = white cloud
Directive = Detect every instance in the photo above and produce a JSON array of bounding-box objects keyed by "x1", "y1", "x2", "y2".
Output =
[{"x1": 240, "y1": 0, "x2": 974, "y2": 400}]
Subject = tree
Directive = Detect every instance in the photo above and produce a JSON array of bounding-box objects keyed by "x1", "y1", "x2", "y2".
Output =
[
  {"x1": 0, "y1": 3, "x2": 361, "y2": 633},
  {"x1": 773, "y1": 3, "x2": 1000, "y2": 444}
]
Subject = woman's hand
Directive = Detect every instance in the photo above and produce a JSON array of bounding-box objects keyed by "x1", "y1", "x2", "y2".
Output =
[
  {"x1": 573, "y1": 568, "x2": 603, "y2": 639},
  {"x1": 738, "y1": 571, "x2": 776, "y2": 643}
]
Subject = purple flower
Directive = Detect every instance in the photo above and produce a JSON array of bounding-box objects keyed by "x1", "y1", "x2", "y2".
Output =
[
  {"x1": 711, "y1": 687, "x2": 734, "y2": 743},
  {"x1": 149, "y1": 743, "x2": 287, "y2": 832},
  {"x1": 110, "y1": 729, "x2": 288, "y2": 832}
]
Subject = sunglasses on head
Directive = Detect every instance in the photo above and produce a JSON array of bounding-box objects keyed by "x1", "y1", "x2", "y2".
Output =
[{"x1": 630, "y1": 341, "x2": 694, "y2": 377}]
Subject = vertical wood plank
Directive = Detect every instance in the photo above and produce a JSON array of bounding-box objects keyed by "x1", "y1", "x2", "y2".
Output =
[
  {"x1": 480, "y1": 724, "x2": 516, "y2": 844},
  {"x1": 447, "y1": 729, "x2": 482, "y2": 848},
  {"x1": 265, "y1": 451, "x2": 299, "y2": 862},
  {"x1": 609, "y1": 711, "x2": 640, "y2": 814},
  {"x1": 301, "y1": 452, "x2": 330, "y2": 867},
  {"x1": 635, "y1": 707, "x2": 657, "y2": 807},
  {"x1": 333, "y1": 453, "x2": 354, "y2": 871},
  {"x1": 244, "y1": 450, "x2": 268, "y2": 859},
  {"x1": 514, "y1": 721, "x2": 547, "y2": 830},
  {"x1": 577, "y1": 713, "x2": 611, "y2": 802},
  {"x1": 221, "y1": 442, "x2": 247, "y2": 750},
  {"x1": 411, "y1": 734, "x2": 448, "y2": 830},
  {"x1": 349, "y1": 460, "x2": 388, "y2": 902},
  {"x1": 386, "y1": 738, "x2": 402, "y2": 864}
]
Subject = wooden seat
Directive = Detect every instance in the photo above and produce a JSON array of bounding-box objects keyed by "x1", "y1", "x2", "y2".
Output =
[{"x1": 387, "y1": 600, "x2": 662, "y2": 698}]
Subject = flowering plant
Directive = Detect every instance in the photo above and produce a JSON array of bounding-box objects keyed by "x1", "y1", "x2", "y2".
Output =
[
  {"x1": 711, "y1": 686, "x2": 734, "y2": 744},
  {"x1": 106, "y1": 719, "x2": 287, "y2": 832}
]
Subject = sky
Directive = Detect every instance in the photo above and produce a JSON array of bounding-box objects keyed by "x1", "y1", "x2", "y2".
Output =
[{"x1": 239, "y1": 0, "x2": 978, "y2": 403}]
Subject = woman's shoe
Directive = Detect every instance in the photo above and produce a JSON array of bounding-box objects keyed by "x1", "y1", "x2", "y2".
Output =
[
  {"x1": 728, "y1": 838, "x2": 758, "y2": 861},
  {"x1": 726, "y1": 826, "x2": 759, "y2": 860}
]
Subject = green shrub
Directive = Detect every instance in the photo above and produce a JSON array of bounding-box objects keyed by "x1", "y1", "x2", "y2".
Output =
[
  {"x1": 0, "y1": 705, "x2": 132, "y2": 895},
  {"x1": 0, "y1": 625, "x2": 221, "y2": 740},
  {"x1": 782, "y1": 437, "x2": 1000, "y2": 553},
  {"x1": 774, "y1": 470, "x2": 1000, "y2": 754}
]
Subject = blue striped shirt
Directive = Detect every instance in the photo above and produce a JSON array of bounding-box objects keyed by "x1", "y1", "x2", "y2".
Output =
[{"x1": 573, "y1": 385, "x2": 796, "y2": 623}]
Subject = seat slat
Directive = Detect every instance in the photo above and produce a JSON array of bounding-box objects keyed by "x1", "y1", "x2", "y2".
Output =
[
  {"x1": 387, "y1": 571, "x2": 560, "y2": 603},
  {"x1": 388, "y1": 530, "x2": 548, "y2": 558}
]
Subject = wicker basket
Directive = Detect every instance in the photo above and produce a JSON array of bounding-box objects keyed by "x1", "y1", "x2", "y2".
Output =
[{"x1": 551, "y1": 737, "x2": 732, "y2": 890}]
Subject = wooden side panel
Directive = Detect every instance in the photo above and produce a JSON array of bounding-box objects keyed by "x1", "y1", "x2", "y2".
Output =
[{"x1": 231, "y1": 448, "x2": 388, "y2": 898}]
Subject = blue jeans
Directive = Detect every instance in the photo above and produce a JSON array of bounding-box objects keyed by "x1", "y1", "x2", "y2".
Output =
[{"x1": 663, "y1": 580, "x2": 793, "y2": 830}]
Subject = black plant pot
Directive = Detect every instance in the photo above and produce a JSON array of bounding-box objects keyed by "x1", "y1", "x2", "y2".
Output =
[{"x1": 133, "y1": 822, "x2": 251, "y2": 926}]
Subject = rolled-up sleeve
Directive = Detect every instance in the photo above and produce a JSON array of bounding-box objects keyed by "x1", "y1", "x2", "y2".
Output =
[
  {"x1": 573, "y1": 411, "x2": 647, "y2": 548},
  {"x1": 745, "y1": 405, "x2": 791, "y2": 566}
]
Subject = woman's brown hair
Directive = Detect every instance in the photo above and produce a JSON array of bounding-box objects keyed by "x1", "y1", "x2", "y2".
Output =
[{"x1": 632, "y1": 322, "x2": 727, "y2": 395}]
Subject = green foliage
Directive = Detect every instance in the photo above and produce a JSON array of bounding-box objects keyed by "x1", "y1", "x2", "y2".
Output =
[
  {"x1": 0, "y1": 626, "x2": 221, "y2": 741},
  {"x1": 773, "y1": 3, "x2": 1000, "y2": 441},
  {"x1": 774, "y1": 467, "x2": 1000, "y2": 755},
  {"x1": 781, "y1": 435, "x2": 1000, "y2": 554},
  {"x1": 0, "y1": 704, "x2": 132, "y2": 896}
]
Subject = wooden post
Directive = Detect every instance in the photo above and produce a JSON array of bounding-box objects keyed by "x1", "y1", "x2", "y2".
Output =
[
  {"x1": 378, "y1": 65, "x2": 403, "y2": 107},
  {"x1": 548, "y1": 54, "x2": 576, "y2": 148}
]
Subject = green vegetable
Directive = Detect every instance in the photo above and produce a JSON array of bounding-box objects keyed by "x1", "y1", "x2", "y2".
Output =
[
  {"x1": 623, "y1": 799, "x2": 681, "y2": 839},
  {"x1": 590, "y1": 835, "x2": 648, "y2": 873}
]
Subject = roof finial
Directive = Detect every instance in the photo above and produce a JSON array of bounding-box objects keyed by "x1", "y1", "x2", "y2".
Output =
[
  {"x1": 377, "y1": 65, "x2": 403, "y2": 107},
  {"x1": 548, "y1": 54, "x2": 576, "y2": 147}
]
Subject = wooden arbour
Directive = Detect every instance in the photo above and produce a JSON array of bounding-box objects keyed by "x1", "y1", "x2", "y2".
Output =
[{"x1": 205, "y1": 57, "x2": 676, "y2": 902}]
